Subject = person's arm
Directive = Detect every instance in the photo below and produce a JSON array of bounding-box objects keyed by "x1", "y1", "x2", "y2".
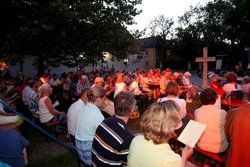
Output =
[
  {"x1": 44, "y1": 97, "x2": 64, "y2": 116},
  {"x1": 23, "y1": 148, "x2": 28, "y2": 166},
  {"x1": 181, "y1": 146, "x2": 193, "y2": 163},
  {"x1": 0, "y1": 110, "x2": 16, "y2": 116}
]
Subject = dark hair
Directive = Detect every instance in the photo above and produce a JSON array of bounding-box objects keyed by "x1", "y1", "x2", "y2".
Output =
[
  {"x1": 165, "y1": 81, "x2": 179, "y2": 96},
  {"x1": 114, "y1": 91, "x2": 135, "y2": 116},
  {"x1": 79, "y1": 87, "x2": 89, "y2": 97},
  {"x1": 225, "y1": 72, "x2": 237, "y2": 82},
  {"x1": 200, "y1": 88, "x2": 218, "y2": 105}
]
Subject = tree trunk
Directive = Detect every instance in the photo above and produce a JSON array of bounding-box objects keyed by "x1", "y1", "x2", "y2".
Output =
[{"x1": 37, "y1": 55, "x2": 45, "y2": 77}]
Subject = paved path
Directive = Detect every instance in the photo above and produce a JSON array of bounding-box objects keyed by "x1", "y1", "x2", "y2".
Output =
[{"x1": 189, "y1": 70, "x2": 203, "y2": 86}]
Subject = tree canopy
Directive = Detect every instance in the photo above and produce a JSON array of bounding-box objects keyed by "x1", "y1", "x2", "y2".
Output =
[
  {"x1": 0, "y1": 0, "x2": 142, "y2": 74},
  {"x1": 146, "y1": 0, "x2": 250, "y2": 70}
]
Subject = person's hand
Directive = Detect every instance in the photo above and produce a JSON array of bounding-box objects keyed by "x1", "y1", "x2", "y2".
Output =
[
  {"x1": 181, "y1": 145, "x2": 193, "y2": 161},
  {"x1": 59, "y1": 111, "x2": 66, "y2": 115}
]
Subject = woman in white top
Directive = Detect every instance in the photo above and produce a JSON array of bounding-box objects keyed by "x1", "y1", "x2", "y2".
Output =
[
  {"x1": 194, "y1": 88, "x2": 228, "y2": 153},
  {"x1": 158, "y1": 81, "x2": 186, "y2": 129},
  {"x1": 128, "y1": 73, "x2": 142, "y2": 96},
  {"x1": 222, "y1": 72, "x2": 242, "y2": 99},
  {"x1": 114, "y1": 73, "x2": 127, "y2": 97},
  {"x1": 38, "y1": 83, "x2": 66, "y2": 124}
]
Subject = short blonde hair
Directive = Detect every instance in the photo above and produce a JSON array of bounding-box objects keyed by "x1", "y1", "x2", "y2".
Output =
[
  {"x1": 140, "y1": 100, "x2": 181, "y2": 144},
  {"x1": 87, "y1": 86, "x2": 106, "y2": 102}
]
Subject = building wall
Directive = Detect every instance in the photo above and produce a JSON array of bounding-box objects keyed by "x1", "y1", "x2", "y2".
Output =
[{"x1": 2, "y1": 55, "x2": 144, "y2": 78}]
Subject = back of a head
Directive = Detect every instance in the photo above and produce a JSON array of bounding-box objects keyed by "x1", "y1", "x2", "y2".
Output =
[
  {"x1": 87, "y1": 86, "x2": 105, "y2": 102},
  {"x1": 184, "y1": 71, "x2": 191, "y2": 77},
  {"x1": 210, "y1": 74, "x2": 221, "y2": 87},
  {"x1": 114, "y1": 91, "x2": 135, "y2": 116},
  {"x1": 242, "y1": 76, "x2": 250, "y2": 84},
  {"x1": 200, "y1": 88, "x2": 218, "y2": 105},
  {"x1": 131, "y1": 73, "x2": 137, "y2": 80},
  {"x1": 94, "y1": 77, "x2": 104, "y2": 85},
  {"x1": 225, "y1": 72, "x2": 237, "y2": 82},
  {"x1": 140, "y1": 100, "x2": 180, "y2": 144},
  {"x1": 165, "y1": 81, "x2": 179, "y2": 96},
  {"x1": 38, "y1": 83, "x2": 51, "y2": 98}
]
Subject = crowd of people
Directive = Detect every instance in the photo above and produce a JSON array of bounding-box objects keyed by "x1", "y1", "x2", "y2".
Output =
[{"x1": 0, "y1": 66, "x2": 250, "y2": 166}]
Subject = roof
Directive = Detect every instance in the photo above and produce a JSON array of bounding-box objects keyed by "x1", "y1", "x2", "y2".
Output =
[{"x1": 139, "y1": 37, "x2": 158, "y2": 48}]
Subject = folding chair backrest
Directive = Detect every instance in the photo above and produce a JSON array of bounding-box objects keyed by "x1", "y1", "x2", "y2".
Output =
[{"x1": 230, "y1": 90, "x2": 243, "y2": 100}]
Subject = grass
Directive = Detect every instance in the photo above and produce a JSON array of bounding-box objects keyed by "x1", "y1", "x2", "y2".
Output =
[{"x1": 27, "y1": 153, "x2": 79, "y2": 167}]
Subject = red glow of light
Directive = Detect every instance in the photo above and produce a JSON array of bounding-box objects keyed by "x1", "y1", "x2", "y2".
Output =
[{"x1": 40, "y1": 77, "x2": 46, "y2": 84}]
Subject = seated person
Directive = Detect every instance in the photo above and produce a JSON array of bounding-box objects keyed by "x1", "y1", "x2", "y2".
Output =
[
  {"x1": 38, "y1": 83, "x2": 66, "y2": 125},
  {"x1": 233, "y1": 65, "x2": 244, "y2": 77},
  {"x1": 75, "y1": 86, "x2": 105, "y2": 166},
  {"x1": 194, "y1": 88, "x2": 228, "y2": 153},
  {"x1": 128, "y1": 100, "x2": 193, "y2": 167},
  {"x1": 223, "y1": 72, "x2": 242, "y2": 99},
  {"x1": 182, "y1": 71, "x2": 196, "y2": 103},
  {"x1": 128, "y1": 73, "x2": 142, "y2": 96},
  {"x1": 158, "y1": 81, "x2": 186, "y2": 129},
  {"x1": 0, "y1": 103, "x2": 23, "y2": 127},
  {"x1": 209, "y1": 74, "x2": 225, "y2": 98},
  {"x1": 114, "y1": 73, "x2": 127, "y2": 98},
  {"x1": 141, "y1": 70, "x2": 152, "y2": 100},
  {"x1": 159, "y1": 69, "x2": 172, "y2": 96},
  {"x1": 241, "y1": 76, "x2": 250, "y2": 95},
  {"x1": 172, "y1": 72, "x2": 185, "y2": 97},
  {"x1": 225, "y1": 93, "x2": 250, "y2": 167},
  {"x1": 0, "y1": 129, "x2": 29, "y2": 167},
  {"x1": 209, "y1": 74, "x2": 225, "y2": 108},
  {"x1": 67, "y1": 88, "x2": 88, "y2": 142},
  {"x1": 91, "y1": 76, "x2": 104, "y2": 88},
  {"x1": 92, "y1": 91, "x2": 136, "y2": 166}
]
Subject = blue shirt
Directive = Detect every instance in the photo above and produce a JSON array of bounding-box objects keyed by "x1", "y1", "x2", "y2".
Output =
[{"x1": 0, "y1": 130, "x2": 29, "y2": 167}]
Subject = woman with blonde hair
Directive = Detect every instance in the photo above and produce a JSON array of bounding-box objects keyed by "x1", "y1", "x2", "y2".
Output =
[
  {"x1": 38, "y1": 83, "x2": 66, "y2": 124},
  {"x1": 75, "y1": 86, "x2": 105, "y2": 166},
  {"x1": 128, "y1": 100, "x2": 193, "y2": 167}
]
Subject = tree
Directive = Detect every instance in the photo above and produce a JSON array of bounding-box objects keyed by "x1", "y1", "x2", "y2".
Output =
[
  {"x1": 176, "y1": 0, "x2": 250, "y2": 69},
  {"x1": 146, "y1": 15, "x2": 174, "y2": 68},
  {"x1": 0, "y1": 0, "x2": 142, "y2": 75}
]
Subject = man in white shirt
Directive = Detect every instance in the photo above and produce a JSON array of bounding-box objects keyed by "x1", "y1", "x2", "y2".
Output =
[{"x1": 67, "y1": 87, "x2": 88, "y2": 141}]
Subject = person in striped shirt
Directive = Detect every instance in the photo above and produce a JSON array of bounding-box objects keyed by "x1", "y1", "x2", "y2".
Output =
[{"x1": 91, "y1": 91, "x2": 136, "y2": 167}]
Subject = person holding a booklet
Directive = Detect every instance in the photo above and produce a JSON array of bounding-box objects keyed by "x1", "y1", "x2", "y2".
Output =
[
  {"x1": 194, "y1": 88, "x2": 228, "y2": 153},
  {"x1": 128, "y1": 100, "x2": 193, "y2": 167}
]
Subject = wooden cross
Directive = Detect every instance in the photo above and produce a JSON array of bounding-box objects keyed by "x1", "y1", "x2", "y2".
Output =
[{"x1": 195, "y1": 47, "x2": 216, "y2": 87}]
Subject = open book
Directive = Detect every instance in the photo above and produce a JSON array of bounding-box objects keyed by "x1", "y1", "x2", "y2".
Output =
[{"x1": 177, "y1": 120, "x2": 206, "y2": 148}]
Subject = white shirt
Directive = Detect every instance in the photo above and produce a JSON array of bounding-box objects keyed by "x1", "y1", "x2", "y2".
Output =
[
  {"x1": 223, "y1": 83, "x2": 242, "y2": 98},
  {"x1": 67, "y1": 99, "x2": 86, "y2": 136},
  {"x1": 38, "y1": 96, "x2": 54, "y2": 123},
  {"x1": 75, "y1": 102, "x2": 104, "y2": 141},
  {"x1": 114, "y1": 82, "x2": 126, "y2": 97},
  {"x1": 129, "y1": 81, "x2": 141, "y2": 95},
  {"x1": 158, "y1": 97, "x2": 186, "y2": 119},
  {"x1": 22, "y1": 85, "x2": 33, "y2": 106},
  {"x1": 194, "y1": 105, "x2": 228, "y2": 153},
  {"x1": 49, "y1": 78, "x2": 61, "y2": 87}
]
